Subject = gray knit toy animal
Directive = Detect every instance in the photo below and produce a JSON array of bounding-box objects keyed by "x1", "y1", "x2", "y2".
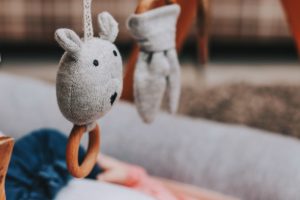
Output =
[
  {"x1": 127, "y1": 4, "x2": 181, "y2": 123},
  {"x1": 55, "y1": 0, "x2": 123, "y2": 128}
]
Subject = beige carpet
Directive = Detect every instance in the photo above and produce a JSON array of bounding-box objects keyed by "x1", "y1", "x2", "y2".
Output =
[{"x1": 179, "y1": 83, "x2": 300, "y2": 138}]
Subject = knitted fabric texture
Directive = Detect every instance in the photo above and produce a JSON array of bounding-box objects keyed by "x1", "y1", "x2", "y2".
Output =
[
  {"x1": 55, "y1": 9, "x2": 123, "y2": 126},
  {"x1": 127, "y1": 5, "x2": 181, "y2": 123}
]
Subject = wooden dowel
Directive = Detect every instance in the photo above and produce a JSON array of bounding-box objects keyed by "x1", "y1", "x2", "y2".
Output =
[
  {"x1": 197, "y1": 0, "x2": 210, "y2": 65},
  {"x1": 122, "y1": 45, "x2": 139, "y2": 101},
  {"x1": 0, "y1": 137, "x2": 14, "y2": 200},
  {"x1": 280, "y1": 0, "x2": 300, "y2": 56},
  {"x1": 135, "y1": 0, "x2": 176, "y2": 14},
  {"x1": 176, "y1": 0, "x2": 197, "y2": 51}
]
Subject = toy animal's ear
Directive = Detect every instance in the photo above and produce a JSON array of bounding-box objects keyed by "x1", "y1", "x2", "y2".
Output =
[
  {"x1": 55, "y1": 29, "x2": 82, "y2": 53},
  {"x1": 98, "y1": 12, "x2": 119, "y2": 43}
]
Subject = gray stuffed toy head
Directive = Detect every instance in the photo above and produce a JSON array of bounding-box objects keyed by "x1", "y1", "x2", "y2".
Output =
[{"x1": 55, "y1": 2, "x2": 123, "y2": 126}]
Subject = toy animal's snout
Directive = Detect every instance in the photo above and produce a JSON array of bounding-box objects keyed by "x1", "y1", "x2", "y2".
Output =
[{"x1": 110, "y1": 92, "x2": 118, "y2": 105}]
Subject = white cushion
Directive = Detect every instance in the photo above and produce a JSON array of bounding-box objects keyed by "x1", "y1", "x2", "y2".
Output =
[
  {"x1": 56, "y1": 179, "x2": 154, "y2": 200},
  {"x1": 2, "y1": 73, "x2": 300, "y2": 200}
]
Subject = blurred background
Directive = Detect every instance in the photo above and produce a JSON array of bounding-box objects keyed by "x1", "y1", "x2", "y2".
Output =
[{"x1": 1, "y1": 0, "x2": 300, "y2": 138}]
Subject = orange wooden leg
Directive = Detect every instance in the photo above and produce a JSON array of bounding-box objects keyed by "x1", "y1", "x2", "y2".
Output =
[
  {"x1": 121, "y1": 45, "x2": 139, "y2": 102},
  {"x1": 176, "y1": 0, "x2": 198, "y2": 51},
  {"x1": 122, "y1": 0, "x2": 197, "y2": 101},
  {"x1": 0, "y1": 137, "x2": 14, "y2": 200},
  {"x1": 281, "y1": 0, "x2": 300, "y2": 55},
  {"x1": 197, "y1": 0, "x2": 210, "y2": 65}
]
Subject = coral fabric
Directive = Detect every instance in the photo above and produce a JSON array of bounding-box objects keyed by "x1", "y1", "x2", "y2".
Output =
[{"x1": 123, "y1": 165, "x2": 196, "y2": 200}]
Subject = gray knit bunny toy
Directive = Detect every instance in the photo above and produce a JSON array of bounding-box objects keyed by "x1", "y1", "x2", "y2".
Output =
[
  {"x1": 127, "y1": 4, "x2": 181, "y2": 123},
  {"x1": 55, "y1": 0, "x2": 123, "y2": 129}
]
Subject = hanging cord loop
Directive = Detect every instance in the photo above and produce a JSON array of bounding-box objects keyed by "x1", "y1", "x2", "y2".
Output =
[{"x1": 83, "y1": 0, "x2": 93, "y2": 41}]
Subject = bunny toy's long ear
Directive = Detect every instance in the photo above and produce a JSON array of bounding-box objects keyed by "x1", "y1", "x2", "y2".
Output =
[
  {"x1": 55, "y1": 29, "x2": 82, "y2": 53},
  {"x1": 98, "y1": 12, "x2": 119, "y2": 42}
]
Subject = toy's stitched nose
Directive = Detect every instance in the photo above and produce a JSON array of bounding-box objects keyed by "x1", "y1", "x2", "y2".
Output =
[{"x1": 110, "y1": 92, "x2": 118, "y2": 105}]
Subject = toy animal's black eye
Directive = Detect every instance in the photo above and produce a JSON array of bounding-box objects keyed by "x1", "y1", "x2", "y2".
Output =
[
  {"x1": 113, "y1": 50, "x2": 118, "y2": 57},
  {"x1": 93, "y1": 59, "x2": 99, "y2": 67}
]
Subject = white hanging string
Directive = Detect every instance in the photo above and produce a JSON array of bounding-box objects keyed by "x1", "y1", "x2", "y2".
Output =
[{"x1": 83, "y1": 0, "x2": 93, "y2": 41}]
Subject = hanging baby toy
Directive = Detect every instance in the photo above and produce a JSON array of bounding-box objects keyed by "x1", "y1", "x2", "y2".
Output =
[
  {"x1": 55, "y1": 0, "x2": 123, "y2": 178},
  {"x1": 127, "y1": 0, "x2": 181, "y2": 123}
]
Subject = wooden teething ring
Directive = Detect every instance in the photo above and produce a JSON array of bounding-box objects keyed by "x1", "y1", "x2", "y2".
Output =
[
  {"x1": 136, "y1": 0, "x2": 177, "y2": 14},
  {"x1": 66, "y1": 124, "x2": 100, "y2": 178}
]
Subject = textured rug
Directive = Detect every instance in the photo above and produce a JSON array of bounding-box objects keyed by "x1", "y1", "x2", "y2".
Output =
[{"x1": 179, "y1": 83, "x2": 300, "y2": 138}]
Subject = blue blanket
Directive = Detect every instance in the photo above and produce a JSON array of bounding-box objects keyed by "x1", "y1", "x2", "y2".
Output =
[{"x1": 5, "y1": 129, "x2": 102, "y2": 200}]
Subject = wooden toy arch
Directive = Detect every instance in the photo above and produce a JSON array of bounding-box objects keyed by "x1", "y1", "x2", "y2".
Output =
[{"x1": 0, "y1": 0, "x2": 210, "y2": 197}]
